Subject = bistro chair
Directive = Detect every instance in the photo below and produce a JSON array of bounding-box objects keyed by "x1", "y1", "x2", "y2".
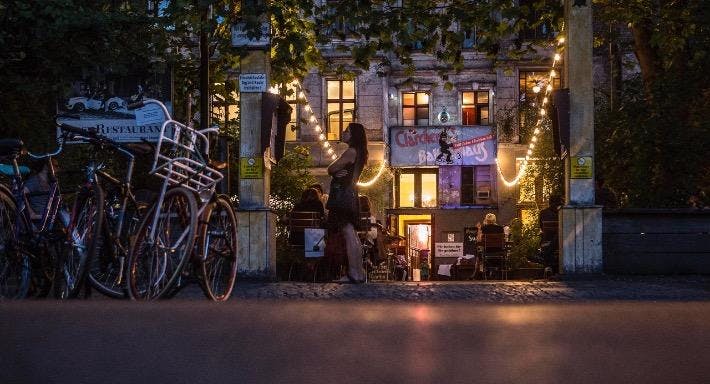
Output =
[
  {"x1": 286, "y1": 211, "x2": 324, "y2": 282},
  {"x1": 480, "y1": 233, "x2": 508, "y2": 280}
]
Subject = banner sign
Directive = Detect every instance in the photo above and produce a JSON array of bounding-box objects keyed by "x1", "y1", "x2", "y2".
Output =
[
  {"x1": 390, "y1": 126, "x2": 496, "y2": 166},
  {"x1": 54, "y1": 119, "x2": 166, "y2": 143}
]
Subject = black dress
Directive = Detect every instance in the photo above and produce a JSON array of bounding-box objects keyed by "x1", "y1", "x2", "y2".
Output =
[{"x1": 326, "y1": 161, "x2": 359, "y2": 230}]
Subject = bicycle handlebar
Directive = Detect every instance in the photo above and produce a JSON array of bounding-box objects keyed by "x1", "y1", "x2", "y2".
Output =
[{"x1": 58, "y1": 123, "x2": 136, "y2": 157}]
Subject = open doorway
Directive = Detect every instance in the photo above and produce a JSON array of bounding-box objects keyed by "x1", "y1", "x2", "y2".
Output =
[{"x1": 397, "y1": 214, "x2": 432, "y2": 281}]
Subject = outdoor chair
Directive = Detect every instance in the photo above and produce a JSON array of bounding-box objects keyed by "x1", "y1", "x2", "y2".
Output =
[
  {"x1": 540, "y1": 220, "x2": 560, "y2": 272},
  {"x1": 286, "y1": 211, "x2": 324, "y2": 282},
  {"x1": 480, "y1": 233, "x2": 508, "y2": 280}
]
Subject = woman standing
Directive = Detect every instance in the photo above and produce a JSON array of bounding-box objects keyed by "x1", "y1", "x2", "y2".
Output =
[{"x1": 327, "y1": 123, "x2": 368, "y2": 283}]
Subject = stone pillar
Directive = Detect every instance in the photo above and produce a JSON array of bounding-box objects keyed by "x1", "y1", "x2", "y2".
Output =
[
  {"x1": 237, "y1": 50, "x2": 277, "y2": 280},
  {"x1": 560, "y1": 0, "x2": 603, "y2": 273}
]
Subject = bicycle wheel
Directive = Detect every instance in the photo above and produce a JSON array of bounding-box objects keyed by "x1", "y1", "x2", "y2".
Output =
[
  {"x1": 199, "y1": 195, "x2": 237, "y2": 301},
  {"x1": 88, "y1": 196, "x2": 147, "y2": 298},
  {"x1": 127, "y1": 187, "x2": 197, "y2": 300},
  {"x1": 54, "y1": 184, "x2": 104, "y2": 299},
  {"x1": 0, "y1": 189, "x2": 31, "y2": 299}
]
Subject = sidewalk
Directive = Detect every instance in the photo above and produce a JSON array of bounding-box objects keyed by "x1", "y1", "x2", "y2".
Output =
[{"x1": 171, "y1": 275, "x2": 710, "y2": 302}]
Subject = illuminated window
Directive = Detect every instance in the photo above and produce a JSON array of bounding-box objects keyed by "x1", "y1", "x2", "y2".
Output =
[
  {"x1": 421, "y1": 173, "x2": 437, "y2": 207},
  {"x1": 461, "y1": 91, "x2": 490, "y2": 125},
  {"x1": 282, "y1": 82, "x2": 300, "y2": 141},
  {"x1": 326, "y1": 79, "x2": 355, "y2": 141},
  {"x1": 402, "y1": 92, "x2": 429, "y2": 126},
  {"x1": 519, "y1": 70, "x2": 561, "y2": 136},
  {"x1": 399, "y1": 173, "x2": 415, "y2": 208},
  {"x1": 396, "y1": 169, "x2": 438, "y2": 208}
]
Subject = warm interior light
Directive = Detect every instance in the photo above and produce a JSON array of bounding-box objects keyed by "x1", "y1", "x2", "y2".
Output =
[{"x1": 532, "y1": 85, "x2": 541, "y2": 93}]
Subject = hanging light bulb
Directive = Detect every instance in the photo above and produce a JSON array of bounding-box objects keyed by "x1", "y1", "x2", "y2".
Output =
[
  {"x1": 309, "y1": 115, "x2": 317, "y2": 123},
  {"x1": 305, "y1": 105, "x2": 312, "y2": 113},
  {"x1": 331, "y1": 154, "x2": 337, "y2": 160},
  {"x1": 534, "y1": 128, "x2": 540, "y2": 135},
  {"x1": 550, "y1": 69, "x2": 557, "y2": 77},
  {"x1": 532, "y1": 85, "x2": 541, "y2": 94},
  {"x1": 527, "y1": 149, "x2": 533, "y2": 155},
  {"x1": 323, "y1": 141, "x2": 330, "y2": 148},
  {"x1": 540, "y1": 109, "x2": 546, "y2": 116},
  {"x1": 543, "y1": 97, "x2": 549, "y2": 104},
  {"x1": 315, "y1": 125, "x2": 322, "y2": 132},
  {"x1": 298, "y1": 91, "x2": 306, "y2": 99},
  {"x1": 318, "y1": 133, "x2": 326, "y2": 141},
  {"x1": 529, "y1": 143, "x2": 535, "y2": 149},
  {"x1": 532, "y1": 136, "x2": 538, "y2": 142},
  {"x1": 558, "y1": 36, "x2": 565, "y2": 44},
  {"x1": 327, "y1": 148, "x2": 334, "y2": 155},
  {"x1": 554, "y1": 53, "x2": 561, "y2": 61},
  {"x1": 546, "y1": 84, "x2": 553, "y2": 92}
]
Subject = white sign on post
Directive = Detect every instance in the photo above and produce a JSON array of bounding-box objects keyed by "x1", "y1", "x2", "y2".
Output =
[
  {"x1": 231, "y1": 22, "x2": 271, "y2": 48},
  {"x1": 239, "y1": 73, "x2": 267, "y2": 93}
]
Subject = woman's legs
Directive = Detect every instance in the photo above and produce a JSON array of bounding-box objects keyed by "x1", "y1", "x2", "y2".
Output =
[{"x1": 342, "y1": 223, "x2": 365, "y2": 281}]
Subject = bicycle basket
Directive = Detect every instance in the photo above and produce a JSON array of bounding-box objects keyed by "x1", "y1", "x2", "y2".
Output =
[{"x1": 150, "y1": 119, "x2": 223, "y2": 194}]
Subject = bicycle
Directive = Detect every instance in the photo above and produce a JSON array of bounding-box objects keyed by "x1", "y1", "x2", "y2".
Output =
[
  {"x1": 126, "y1": 99, "x2": 237, "y2": 301},
  {"x1": 58, "y1": 125, "x2": 150, "y2": 298},
  {"x1": 0, "y1": 127, "x2": 102, "y2": 299}
]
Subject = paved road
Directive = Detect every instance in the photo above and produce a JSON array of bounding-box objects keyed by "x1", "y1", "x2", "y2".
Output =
[
  {"x1": 2, "y1": 300, "x2": 709, "y2": 384},
  {"x1": 126, "y1": 275, "x2": 709, "y2": 302},
  {"x1": 2, "y1": 276, "x2": 709, "y2": 383}
]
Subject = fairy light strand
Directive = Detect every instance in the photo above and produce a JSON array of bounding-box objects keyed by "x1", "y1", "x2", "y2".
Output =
[
  {"x1": 496, "y1": 33, "x2": 565, "y2": 187},
  {"x1": 291, "y1": 81, "x2": 387, "y2": 188}
]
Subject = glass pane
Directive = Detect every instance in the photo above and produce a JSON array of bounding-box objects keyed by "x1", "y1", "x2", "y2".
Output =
[
  {"x1": 416, "y1": 92, "x2": 429, "y2": 105},
  {"x1": 462, "y1": 92, "x2": 474, "y2": 105},
  {"x1": 399, "y1": 174, "x2": 415, "y2": 208},
  {"x1": 480, "y1": 107, "x2": 489, "y2": 125},
  {"x1": 327, "y1": 80, "x2": 340, "y2": 99},
  {"x1": 462, "y1": 107, "x2": 475, "y2": 125},
  {"x1": 403, "y1": 119, "x2": 414, "y2": 126},
  {"x1": 403, "y1": 107, "x2": 415, "y2": 121},
  {"x1": 402, "y1": 93, "x2": 415, "y2": 106},
  {"x1": 342, "y1": 81, "x2": 355, "y2": 99},
  {"x1": 343, "y1": 102, "x2": 355, "y2": 121},
  {"x1": 286, "y1": 104, "x2": 298, "y2": 141},
  {"x1": 477, "y1": 91, "x2": 489, "y2": 104},
  {"x1": 328, "y1": 102, "x2": 341, "y2": 141},
  {"x1": 421, "y1": 173, "x2": 437, "y2": 207},
  {"x1": 416, "y1": 107, "x2": 429, "y2": 125}
]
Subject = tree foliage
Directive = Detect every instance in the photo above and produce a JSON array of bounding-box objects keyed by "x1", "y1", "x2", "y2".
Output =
[{"x1": 593, "y1": 0, "x2": 710, "y2": 207}]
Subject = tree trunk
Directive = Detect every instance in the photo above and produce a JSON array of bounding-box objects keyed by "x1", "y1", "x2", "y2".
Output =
[{"x1": 630, "y1": 22, "x2": 661, "y2": 99}]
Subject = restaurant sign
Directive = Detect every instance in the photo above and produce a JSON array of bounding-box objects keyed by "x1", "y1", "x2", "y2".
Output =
[{"x1": 390, "y1": 126, "x2": 496, "y2": 166}]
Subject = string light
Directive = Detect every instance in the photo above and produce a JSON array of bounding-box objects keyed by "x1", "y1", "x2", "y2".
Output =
[
  {"x1": 497, "y1": 32, "x2": 564, "y2": 186},
  {"x1": 292, "y1": 80, "x2": 386, "y2": 187}
]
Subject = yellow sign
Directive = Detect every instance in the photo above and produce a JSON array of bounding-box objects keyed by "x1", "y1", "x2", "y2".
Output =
[
  {"x1": 240, "y1": 157, "x2": 263, "y2": 179},
  {"x1": 570, "y1": 156, "x2": 593, "y2": 179}
]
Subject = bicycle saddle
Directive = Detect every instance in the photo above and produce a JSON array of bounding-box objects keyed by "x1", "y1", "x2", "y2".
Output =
[{"x1": 0, "y1": 139, "x2": 24, "y2": 158}]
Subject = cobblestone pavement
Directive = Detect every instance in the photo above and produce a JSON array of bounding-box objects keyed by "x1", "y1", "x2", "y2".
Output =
[{"x1": 160, "y1": 275, "x2": 710, "y2": 302}]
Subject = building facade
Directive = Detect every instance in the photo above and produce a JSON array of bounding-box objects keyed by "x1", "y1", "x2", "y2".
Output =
[{"x1": 283, "y1": 30, "x2": 559, "y2": 278}]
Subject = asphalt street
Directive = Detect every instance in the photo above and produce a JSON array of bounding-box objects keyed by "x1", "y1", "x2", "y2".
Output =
[{"x1": 2, "y1": 277, "x2": 710, "y2": 383}]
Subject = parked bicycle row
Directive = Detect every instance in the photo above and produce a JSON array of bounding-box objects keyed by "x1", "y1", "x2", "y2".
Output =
[{"x1": 0, "y1": 99, "x2": 237, "y2": 301}]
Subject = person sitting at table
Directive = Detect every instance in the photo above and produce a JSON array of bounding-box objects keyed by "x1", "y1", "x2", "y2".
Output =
[
  {"x1": 288, "y1": 188, "x2": 325, "y2": 246},
  {"x1": 476, "y1": 213, "x2": 504, "y2": 243}
]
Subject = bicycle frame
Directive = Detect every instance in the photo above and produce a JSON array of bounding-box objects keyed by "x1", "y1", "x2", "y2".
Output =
[
  {"x1": 138, "y1": 99, "x2": 223, "y2": 246},
  {"x1": 9, "y1": 140, "x2": 68, "y2": 244}
]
